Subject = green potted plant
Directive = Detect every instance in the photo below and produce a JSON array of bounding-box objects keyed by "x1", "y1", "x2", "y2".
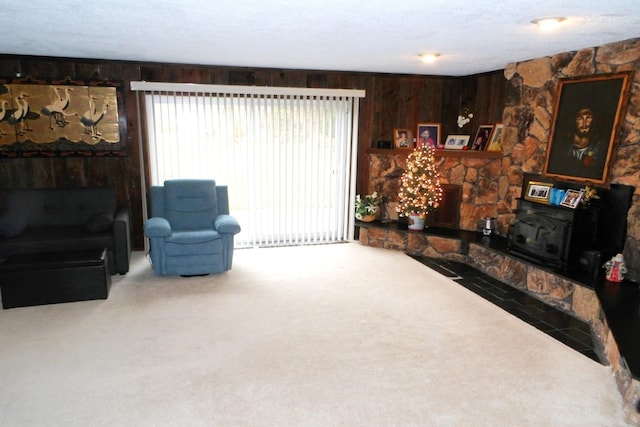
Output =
[{"x1": 355, "y1": 191, "x2": 380, "y2": 222}]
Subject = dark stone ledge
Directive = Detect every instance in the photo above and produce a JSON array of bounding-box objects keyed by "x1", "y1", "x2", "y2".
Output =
[{"x1": 357, "y1": 220, "x2": 640, "y2": 383}]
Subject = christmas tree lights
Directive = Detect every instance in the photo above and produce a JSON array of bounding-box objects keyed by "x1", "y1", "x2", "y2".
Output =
[{"x1": 396, "y1": 145, "x2": 443, "y2": 218}]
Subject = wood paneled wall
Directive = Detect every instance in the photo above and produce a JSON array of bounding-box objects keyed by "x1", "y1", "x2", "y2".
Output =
[{"x1": 0, "y1": 55, "x2": 506, "y2": 249}]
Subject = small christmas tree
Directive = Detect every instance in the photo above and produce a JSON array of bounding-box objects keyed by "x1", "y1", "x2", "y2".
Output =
[{"x1": 396, "y1": 145, "x2": 443, "y2": 218}]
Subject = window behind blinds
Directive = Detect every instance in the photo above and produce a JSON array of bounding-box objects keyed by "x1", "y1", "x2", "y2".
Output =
[{"x1": 131, "y1": 82, "x2": 365, "y2": 248}]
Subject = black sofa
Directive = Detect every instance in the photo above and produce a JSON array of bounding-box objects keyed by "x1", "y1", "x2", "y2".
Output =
[{"x1": 0, "y1": 187, "x2": 131, "y2": 275}]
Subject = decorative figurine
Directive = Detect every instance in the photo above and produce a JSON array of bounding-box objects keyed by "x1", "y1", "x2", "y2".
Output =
[{"x1": 603, "y1": 253, "x2": 627, "y2": 282}]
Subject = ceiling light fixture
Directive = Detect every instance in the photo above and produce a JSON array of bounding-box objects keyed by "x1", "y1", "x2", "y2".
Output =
[
  {"x1": 531, "y1": 17, "x2": 566, "y2": 31},
  {"x1": 420, "y1": 53, "x2": 440, "y2": 64}
]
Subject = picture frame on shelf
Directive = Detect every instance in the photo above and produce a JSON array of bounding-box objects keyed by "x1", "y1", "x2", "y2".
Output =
[
  {"x1": 393, "y1": 128, "x2": 413, "y2": 150},
  {"x1": 443, "y1": 134, "x2": 470, "y2": 150},
  {"x1": 486, "y1": 123, "x2": 504, "y2": 152},
  {"x1": 524, "y1": 181, "x2": 553, "y2": 204},
  {"x1": 416, "y1": 123, "x2": 441, "y2": 149},
  {"x1": 560, "y1": 189, "x2": 584, "y2": 209},
  {"x1": 470, "y1": 125, "x2": 494, "y2": 150},
  {"x1": 543, "y1": 72, "x2": 631, "y2": 185}
]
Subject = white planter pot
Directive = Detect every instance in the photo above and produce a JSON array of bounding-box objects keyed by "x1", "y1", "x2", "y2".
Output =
[{"x1": 408, "y1": 215, "x2": 426, "y2": 231}]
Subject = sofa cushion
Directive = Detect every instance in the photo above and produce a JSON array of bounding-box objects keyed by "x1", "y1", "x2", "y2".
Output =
[
  {"x1": 26, "y1": 187, "x2": 117, "y2": 228},
  {"x1": 164, "y1": 234, "x2": 223, "y2": 257},
  {"x1": 0, "y1": 217, "x2": 27, "y2": 238},
  {"x1": 165, "y1": 229, "x2": 221, "y2": 245},
  {"x1": 0, "y1": 226, "x2": 113, "y2": 254},
  {"x1": 0, "y1": 202, "x2": 28, "y2": 237},
  {"x1": 85, "y1": 212, "x2": 114, "y2": 233},
  {"x1": 0, "y1": 191, "x2": 28, "y2": 237}
]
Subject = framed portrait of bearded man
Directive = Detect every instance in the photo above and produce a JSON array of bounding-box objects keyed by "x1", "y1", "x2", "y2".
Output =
[{"x1": 543, "y1": 73, "x2": 631, "y2": 185}]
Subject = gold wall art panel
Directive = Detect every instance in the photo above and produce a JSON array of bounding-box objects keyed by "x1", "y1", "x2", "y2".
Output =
[{"x1": 0, "y1": 79, "x2": 126, "y2": 157}]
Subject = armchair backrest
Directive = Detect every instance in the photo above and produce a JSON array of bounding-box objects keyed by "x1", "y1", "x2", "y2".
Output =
[{"x1": 151, "y1": 179, "x2": 229, "y2": 231}]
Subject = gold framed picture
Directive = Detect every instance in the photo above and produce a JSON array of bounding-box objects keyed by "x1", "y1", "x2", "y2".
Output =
[
  {"x1": 393, "y1": 128, "x2": 412, "y2": 150},
  {"x1": 524, "y1": 181, "x2": 553, "y2": 204},
  {"x1": 543, "y1": 72, "x2": 631, "y2": 184},
  {"x1": 0, "y1": 78, "x2": 126, "y2": 158},
  {"x1": 416, "y1": 123, "x2": 441, "y2": 149},
  {"x1": 486, "y1": 123, "x2": 504, "y2": 152}
]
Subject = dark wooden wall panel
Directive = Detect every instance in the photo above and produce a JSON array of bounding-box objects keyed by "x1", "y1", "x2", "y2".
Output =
[{"x1": 0, "y1": 54, "x2": 505, "y2": 250}]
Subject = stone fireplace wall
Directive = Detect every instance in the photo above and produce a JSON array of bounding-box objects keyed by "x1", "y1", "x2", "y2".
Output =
[
  {"x1": 504, "y1": 37, "x2": 640, "y2": 282},
  {"x1": 368, "y1": 37, "x2": 640, "y2": 281},
  {"x1": 369, "y1": 152, "x2": 504, "y2": 232}
]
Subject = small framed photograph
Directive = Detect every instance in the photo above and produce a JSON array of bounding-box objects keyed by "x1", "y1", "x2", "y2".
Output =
[
  {"x1": 486, "y1": 123, "x2": 504, "y2": 152},
  {"x1": 470, "y1": 125, "x2": 494, "y2": 150},
  {"x1": 393, "y1": 128, "x2": 413, "y2": 150},
  {"x1": 524, "y1": 181, "x2": 553, "y2": 204},
  {"x1": 417, "y1": 123, "x2": 441, "y2": 149},
  {"x1": 560, "y1": 189, "x2": 585, "y2": 209},
  {"x1": 443, "y1": 134, "x2": 470, "y2": 150}
]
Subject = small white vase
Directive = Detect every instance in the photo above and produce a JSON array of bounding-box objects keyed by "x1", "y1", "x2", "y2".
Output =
[{"x1": 408, "y1": 215, "x2": 426, "y2": 231}]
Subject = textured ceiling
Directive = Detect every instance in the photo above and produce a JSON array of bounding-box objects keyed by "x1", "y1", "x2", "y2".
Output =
[{"x1": 1, "y1": 0, "x2": 639, "y2": 76}]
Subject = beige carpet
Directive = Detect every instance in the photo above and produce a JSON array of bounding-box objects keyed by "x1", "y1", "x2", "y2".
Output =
[{"x1": 0, "y1": 243, "x2": 631, "y2": 426}]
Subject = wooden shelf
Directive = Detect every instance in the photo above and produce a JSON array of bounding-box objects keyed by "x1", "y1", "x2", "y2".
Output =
[{"x1": 367, "y1": 148, "x2": 503, "y2": 158}]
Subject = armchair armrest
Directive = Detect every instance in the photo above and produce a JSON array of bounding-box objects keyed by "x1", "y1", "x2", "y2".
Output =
[
  {"x1": 215, "y1": 214, "x2": 241, "y2": 235},
  {"x1": 145, "y1": 217, "x2": 172, "y2": 238}
]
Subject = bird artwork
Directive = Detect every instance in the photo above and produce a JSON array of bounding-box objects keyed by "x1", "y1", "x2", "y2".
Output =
[
  {"x1": 41, "y1": 86, "x2": 75, "y2": 129},
  {"x1": 80, "y1": 96, "x2": 109, "y2": 139},
  {"x1": 0, "y1": 82, "x2": 120, "y2": 152},
  {"x1": 10, "y1": 93, "x2": 40, "y2": 135},
  {"x1": 0, "y1": 100, "x2": 10, "y2": 136},
  {"x1": 8, "y1": 92, "x2": 26, "y2": 135}
]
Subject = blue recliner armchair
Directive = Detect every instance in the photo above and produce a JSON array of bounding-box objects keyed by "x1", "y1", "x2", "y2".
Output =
[{"x1": 144, "y1": 179, "x2": 241, "y2": 276}]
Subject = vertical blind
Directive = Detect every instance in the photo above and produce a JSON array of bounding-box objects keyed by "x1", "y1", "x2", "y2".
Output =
[{"x1": 131, "y1": 82, "x2": 365, "y2": 248}]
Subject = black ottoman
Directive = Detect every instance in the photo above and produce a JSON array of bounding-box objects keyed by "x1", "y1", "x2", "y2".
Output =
[{"x1": 0, "y1": 249, "x2": 111, "y2": 309}]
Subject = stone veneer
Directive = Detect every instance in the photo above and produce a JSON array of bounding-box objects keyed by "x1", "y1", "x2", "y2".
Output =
[
  {"x1": 503, "y1": 38, "x2": 640, "y2": 283},
  {"x1": 358, "y1": 225, "x2": 640, "y2": 424},
  {"x1": 368, "y1": 37, "x2": 640, "y2": 283}
]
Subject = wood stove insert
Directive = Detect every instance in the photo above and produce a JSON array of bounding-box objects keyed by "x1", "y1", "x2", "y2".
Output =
[
  {"x1": 507, "y1": 175, "x2": 634, "y2": 287},
  {"x1": 507, "y1": 198, "x2": 594, "y2": 271}
]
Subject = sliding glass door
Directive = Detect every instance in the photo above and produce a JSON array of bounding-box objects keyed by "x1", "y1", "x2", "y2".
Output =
[{"x1": 132, "y1": 82, "x2": 364, "y2": 248}]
